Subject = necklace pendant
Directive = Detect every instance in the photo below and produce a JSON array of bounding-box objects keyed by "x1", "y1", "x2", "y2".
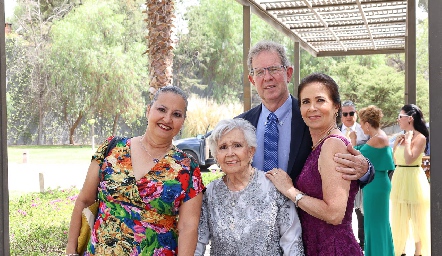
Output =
[{"x1": 153, "y1": 158, "x2": 159, "y2": 163}]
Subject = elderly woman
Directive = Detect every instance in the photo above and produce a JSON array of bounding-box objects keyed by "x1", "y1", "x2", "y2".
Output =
[
  {"x1": 195, "y1": 118, "x2": 304, "y2": 256},
  {"x1": 66, "y1": 86, "x2": 205, "y2": 256}
]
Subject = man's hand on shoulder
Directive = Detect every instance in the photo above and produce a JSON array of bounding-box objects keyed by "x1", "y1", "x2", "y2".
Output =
[{"x1": 333, "y1": 144, "x2": 369, "y2": 180}]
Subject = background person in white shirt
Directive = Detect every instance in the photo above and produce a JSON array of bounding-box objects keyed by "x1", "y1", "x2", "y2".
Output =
[
  {"x1": 340, "y1": 100, "x2": 369, "y2": 250},
  {"x1": 341, "y1": 100, "x2": 370, "y2": 145}
]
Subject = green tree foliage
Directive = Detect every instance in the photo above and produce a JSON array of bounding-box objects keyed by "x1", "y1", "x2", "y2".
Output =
[
  {"x1": 331, "y1": 59, "x2": 404, "y2": 127},
  {"x1": 174, "y1": 0, "x2": 243, "y2": 102},
  {"x1": 5, "y1": 36, "x2": 39, "y2": 144},
  {"x1": 48, "y1": 0, "x2": 149, "y2": 144},
  {"x1": 419, "y1": 0, "x2": 428, "y2": 13},
  {"x1": 9, "y1": 0, "x2": 78, "y2": 144},
  {"x1": 415, "y1": 18, "x2": 429, "y2": 119},
  {"x1": 173, "y1": 0, "x2": 289, "y2": 103}
]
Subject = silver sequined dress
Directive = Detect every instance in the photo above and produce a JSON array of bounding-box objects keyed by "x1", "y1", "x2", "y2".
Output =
[{"x1": 195, "y1": 169, "x2": 304, "y2": 256}]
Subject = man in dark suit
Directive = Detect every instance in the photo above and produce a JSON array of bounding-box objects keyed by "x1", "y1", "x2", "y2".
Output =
[{"x1": 236, "y1": 40, "x2": 374, "y2": 185}]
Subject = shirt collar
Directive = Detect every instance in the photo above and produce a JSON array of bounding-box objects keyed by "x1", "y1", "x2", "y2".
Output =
[
  {"x1": 262, "y1": 96, "x2": 291, "y2": 126},
  {"x1": 344, "y1": 123, "x2": 357, "y2": 131}
]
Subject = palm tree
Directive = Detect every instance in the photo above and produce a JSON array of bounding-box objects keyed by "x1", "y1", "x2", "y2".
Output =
[{"x1": 144, "y1": 0, "x2": 175, "y2": 93}]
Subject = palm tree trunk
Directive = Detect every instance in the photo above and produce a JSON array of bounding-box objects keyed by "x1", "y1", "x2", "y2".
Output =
[{"x1": 144, "y1": 0, "x2": 175, "y2": 93}]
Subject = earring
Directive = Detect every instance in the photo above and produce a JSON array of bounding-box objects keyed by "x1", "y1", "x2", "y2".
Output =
[{"x1": 335, "y1": 112, "x2": 338, "y2": 117}]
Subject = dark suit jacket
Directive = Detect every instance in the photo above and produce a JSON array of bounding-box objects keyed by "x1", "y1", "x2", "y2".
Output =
[
  {"x1": 236, "y1": 95, "x2": 313, "y2": 182},
  {"x1": 236, "y1": 95, "x2": 374, "y2": 187}
]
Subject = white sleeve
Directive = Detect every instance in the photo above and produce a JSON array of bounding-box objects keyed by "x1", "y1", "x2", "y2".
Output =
[
  {"x1": 194, "y1": 189, "x2": 209, "y2": 256},
  {"x1": 279, "y1": 198, "x2": 305, "y2": 256}
]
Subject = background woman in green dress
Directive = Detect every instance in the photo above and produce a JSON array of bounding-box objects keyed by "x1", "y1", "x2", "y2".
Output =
[{"x1": 349, "y1": 105, "x2": 395, "y2": 256}]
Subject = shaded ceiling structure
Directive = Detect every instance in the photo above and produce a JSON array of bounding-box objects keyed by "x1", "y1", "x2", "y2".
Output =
[
  {"x1": 234, "y1": 0, "x2": 415, "y2": 110},
  {"x1": 236, "y1": 0, "x2": 408, "y2": 57}
]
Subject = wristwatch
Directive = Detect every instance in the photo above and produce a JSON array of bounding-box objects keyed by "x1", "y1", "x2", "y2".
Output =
[{"x1": 294, "y1": 192, "x2": 305, "y2": 208}]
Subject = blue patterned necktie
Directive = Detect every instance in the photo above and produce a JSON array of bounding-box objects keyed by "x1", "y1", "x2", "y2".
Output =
[{"x1": 263, "y1": 112, "x2": 279, "y2": 172}]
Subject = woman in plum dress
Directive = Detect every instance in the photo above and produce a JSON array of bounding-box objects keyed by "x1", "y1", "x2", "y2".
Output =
[{"x1": 267, "y1": 73, "x2": 363, "y2": 256}]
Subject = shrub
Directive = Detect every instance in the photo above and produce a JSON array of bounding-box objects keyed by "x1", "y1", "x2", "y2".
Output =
[
  {"x1": 9, "y1": 187, "x2": 78, "y2": 256},
  {"x1": 182, "y1": 96, "x2": 243, "y2": 138},
  {"x1": 202, "y1": 170, "x2": 224, "y2": 185},
  {"x1": 8, "y1": 172, "x2": 223, "y2": 255}
]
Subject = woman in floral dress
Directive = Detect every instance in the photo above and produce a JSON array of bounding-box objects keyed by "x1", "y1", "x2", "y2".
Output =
[{"x1": 66, "y1": 86, "x2": 205, "y2": 256}]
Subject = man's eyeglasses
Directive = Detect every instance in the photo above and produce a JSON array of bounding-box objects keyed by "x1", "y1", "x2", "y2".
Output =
[
  {"x1": 398, "y1": 114, "x2": 409, "y2": 119},
  {"x1": 342, "y1": 111, "x2": 355, "y2": 117},
  {"x1": 251, "y1": 65, "x2": 286, "y2": 78}
]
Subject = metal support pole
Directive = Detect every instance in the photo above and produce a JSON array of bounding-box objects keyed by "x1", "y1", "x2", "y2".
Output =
[
  {"x1": 405, "y1": 0, "x2": 416, "y2": 104},
  {"x1": 0, "y1": 0, "x2": 11, "y2": 254},
  {"x1": 243, "y1": 5, "x2": 251, "y2": 111},
  {"x1": 293, "y1": 42, "x2": 300, "y2": 97}
]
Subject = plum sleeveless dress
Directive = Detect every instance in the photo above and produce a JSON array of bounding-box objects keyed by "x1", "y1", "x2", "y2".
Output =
[{"x1": 295, "y1": 134, "x2": 363, "y2": 256}]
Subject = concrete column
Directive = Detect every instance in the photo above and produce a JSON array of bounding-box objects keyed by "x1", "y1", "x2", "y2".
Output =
[{"x1": 429, "y1": 0, "x2": 442, "y2": 253}]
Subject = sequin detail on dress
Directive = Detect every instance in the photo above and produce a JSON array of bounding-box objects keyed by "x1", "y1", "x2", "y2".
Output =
[{"x1": 196, "y1": 170, "x2": 304, "y2": 256}]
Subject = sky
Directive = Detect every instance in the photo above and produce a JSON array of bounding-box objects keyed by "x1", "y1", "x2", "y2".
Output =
[{"x1": 4, "y1": 0, "x2": 16, "y2": 20}]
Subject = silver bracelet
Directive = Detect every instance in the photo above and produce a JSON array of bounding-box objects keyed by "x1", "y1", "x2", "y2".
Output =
[{"x1": 66, "y1": 254, "x2": 79, "y2": 256}]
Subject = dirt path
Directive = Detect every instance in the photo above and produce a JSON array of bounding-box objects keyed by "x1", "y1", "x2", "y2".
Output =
[{"x1": 8, "y1": 163, "x2": 89, "y2": 193}]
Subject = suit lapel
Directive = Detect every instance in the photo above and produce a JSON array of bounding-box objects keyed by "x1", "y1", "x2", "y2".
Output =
[{"x1": 287, "y1": 96, "x2": 308, "y2": 176}]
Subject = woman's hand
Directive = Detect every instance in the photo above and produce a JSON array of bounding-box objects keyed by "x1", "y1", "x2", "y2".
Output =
[
  {"x1": 265, "y1": 168, "x2": 296, "y2": 197},
  {"x1": 404, "y1": 130, "x2": 413, "y2": 144},
  {"x1": 349, "y1": 131, "x2": 357, "y2": 141},
  {"x1": 349, "y1": 131, "x2": 357, "y2": 146}
]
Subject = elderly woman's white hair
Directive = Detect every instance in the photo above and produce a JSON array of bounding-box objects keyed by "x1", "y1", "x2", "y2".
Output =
[{"x1": 208, "y1": 118, "x2": 257, "y2": 157}]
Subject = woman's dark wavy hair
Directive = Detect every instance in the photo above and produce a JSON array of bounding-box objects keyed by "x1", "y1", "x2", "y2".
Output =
[
  {"x1": 297, "y1": 73, "x2": 342, "y2": 120},
  {"x1": 402, "y1": 104, "x2": 429, "y2": 152}
]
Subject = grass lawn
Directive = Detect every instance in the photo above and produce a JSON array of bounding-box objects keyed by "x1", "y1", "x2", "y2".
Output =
[
  {"x1": 7, "y1": 145, "x2": 223, "y2": 255},
  {"x1": 8, "y1": 145, "x2": 96, "y2": 164}
]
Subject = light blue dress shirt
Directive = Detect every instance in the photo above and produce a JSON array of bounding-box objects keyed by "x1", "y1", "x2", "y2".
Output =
[{"x1": 252, "y1": 96, "x2": 292, "y2": 172}]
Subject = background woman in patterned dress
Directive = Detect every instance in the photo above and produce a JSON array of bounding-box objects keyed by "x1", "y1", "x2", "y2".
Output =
[{"x1": 66, "y1": 86, "x2": 205, "y2": 256}]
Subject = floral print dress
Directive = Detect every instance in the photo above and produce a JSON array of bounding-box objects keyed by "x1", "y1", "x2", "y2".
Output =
[{"x1": 85, "y1": 137, "x2": 205, "y2": 256}]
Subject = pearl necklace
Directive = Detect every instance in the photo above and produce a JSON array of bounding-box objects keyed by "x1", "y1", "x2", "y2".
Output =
[
  {"x1": 311, "y1": 125, "x2": 337, "y2": 150},
  {"x1": 139, "y1": 135, "x2": 171, "y2": 163}
]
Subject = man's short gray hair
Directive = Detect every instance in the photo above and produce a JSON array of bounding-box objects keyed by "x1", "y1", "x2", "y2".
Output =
[
  {"x1": 208, "y1": 118, "x2": 257, "y2": 157},
  {"x1": 247, "y1": 40, "x2": 291, "y2": 74},
  {"x1": 342, "y1": 100, "x2": 356, "y2": 109}
]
